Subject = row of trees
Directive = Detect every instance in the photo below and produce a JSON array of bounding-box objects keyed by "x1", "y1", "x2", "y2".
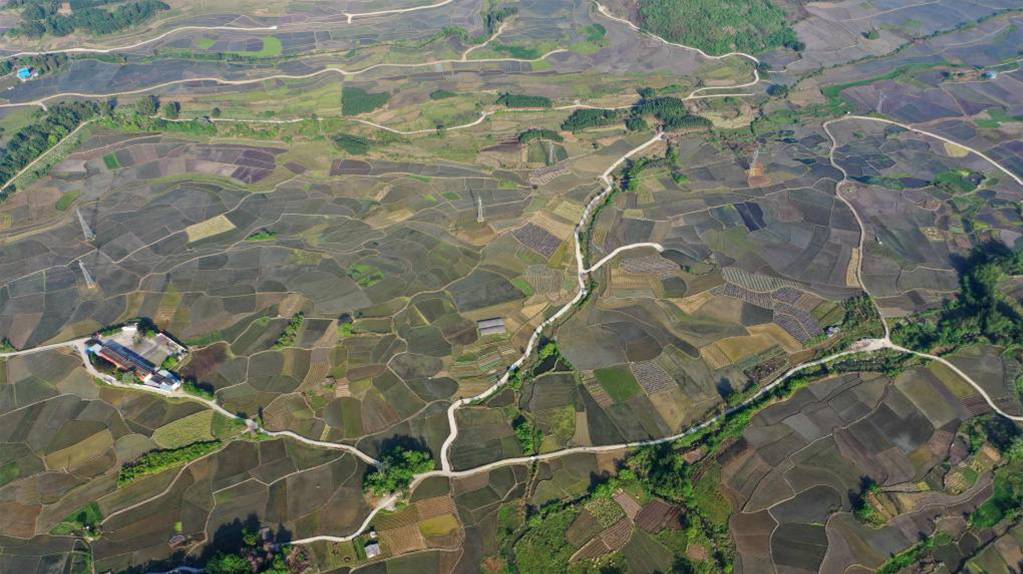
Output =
[
  {"x1": 11, "y1": 0, "x2": 170, "y2": 37},
  {"x1": 118, "y1": 440, "x2": 222, "y2": 484},
  {"x1": 272, "y1": 313, "x2": 304, "y2": 349},
  {"x1": 517, "y1": 128, "x2": 563, "y2": 143}
]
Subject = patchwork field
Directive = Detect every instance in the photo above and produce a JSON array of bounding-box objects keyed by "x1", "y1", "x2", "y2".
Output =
[{"x1": 1, "y1": 0, "x2": 1023, "y2": 572}]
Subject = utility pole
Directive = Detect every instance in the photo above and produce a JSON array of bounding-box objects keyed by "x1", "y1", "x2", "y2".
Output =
[
  {"x1": 78, "y1": 260, "x2": 96, "y2": 289},
  {"x1": 76, "y1": 208, "x2": 95, "y2": 241}
]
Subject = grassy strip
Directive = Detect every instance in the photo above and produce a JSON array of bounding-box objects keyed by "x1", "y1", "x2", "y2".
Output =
[{"x1": 54, "y1": 190, "x2": 80, "y2": 211}]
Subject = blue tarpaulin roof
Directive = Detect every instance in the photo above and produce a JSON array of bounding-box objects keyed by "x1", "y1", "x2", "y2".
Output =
[{"x1": 16, "y1": 67, "x2": 31, "y2": 80}]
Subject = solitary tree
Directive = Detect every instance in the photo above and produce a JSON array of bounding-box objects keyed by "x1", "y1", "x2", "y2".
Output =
[{"x1": 135, "y1": 94, "x2": 160, "y2": 116}]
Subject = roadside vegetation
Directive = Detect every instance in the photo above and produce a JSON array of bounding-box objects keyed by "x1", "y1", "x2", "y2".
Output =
[
  {"x1": 182, "y1": 380, "x2": 215, "y2": 400},
  {"x1": 512, "y1": 416, "x2": 542, "y2": 455},
  {"x1": 483, "y1": 3, "x2": 517, "y2": 36}
]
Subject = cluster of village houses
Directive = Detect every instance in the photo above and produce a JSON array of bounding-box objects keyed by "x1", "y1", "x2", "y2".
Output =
[{"x1": 86, "y1": 324, "x2": 186, "y2": 391}]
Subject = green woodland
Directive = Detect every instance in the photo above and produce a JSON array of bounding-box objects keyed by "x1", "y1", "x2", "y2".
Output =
[
  {"x1": 9, "y1": 0, "x2": 170, "y2": 37},
  {"x1": 638, "y1": 0, "x2": 800, "y2": 55},
  {"x1": 341, "y1": 87, "x2": 391, "y2": 116}
]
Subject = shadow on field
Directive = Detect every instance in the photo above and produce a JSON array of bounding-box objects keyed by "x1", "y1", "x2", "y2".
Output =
[
  {"x1": 199, "y1": 515, "x2": 294, "y2": 559},
  {"x1": 378, "y1": 434, "x2": 430, "y2": 455},
  {"x1": 117, "y1": 514, "x2": 294, "y2": 573}
]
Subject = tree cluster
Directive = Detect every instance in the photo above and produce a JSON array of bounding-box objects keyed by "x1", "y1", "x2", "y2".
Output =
[
  {"x1": 332, "y1": 133, "x2": 372, "y2": 155},
  {"x1": 633, "y1": 96, "x2": 712, "y2": 130},
  {"x1": 0, "y1": 52, "x2": 68, "y2": 76},
  {"x1": 512, "y1": 416, "x2": 542, "y2": 455},
  {"x1": 0, "y1": 100, "x2": 102, "y2": 195},
  {"x1": 560, "y1": 108, "x2": 623, "y2": 131},
  {"x1": 483, "y1": 4, "x2": 517, "y2": 35},
  {"x1": 561, "y1": 94, "x2": 710, "y2": 133},
  {"x1": 892, "y1": 242, "x2": 1023, "y2": 351},
  {"x1": 204, "y1": 528, "x2": 305, "y2": 574},
  {"x1": 636, "y1": 0, "x2": 800, "y2": 55},
  {"x1": 340, "y1": 86, "x2": 390, "y2": 116},
  {"x1": 362, "y1": 446, "x2": 435, "y2": 496}
]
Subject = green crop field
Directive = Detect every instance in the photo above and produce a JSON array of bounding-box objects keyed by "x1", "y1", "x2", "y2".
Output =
[{"x1": 594, "y1": 365, "x2": 641, "y2": 402}]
